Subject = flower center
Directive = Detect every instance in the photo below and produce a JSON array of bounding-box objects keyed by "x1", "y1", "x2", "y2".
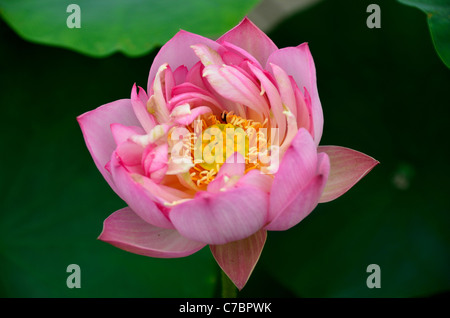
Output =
[{"x1": 188, "y1": 112, "x2": 268, "y2": 187}]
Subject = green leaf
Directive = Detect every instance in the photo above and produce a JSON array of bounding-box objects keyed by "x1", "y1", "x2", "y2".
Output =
[
  {"x1": 0, "y1": 0, "x2": 260, "y2": 57},
  {"x1": 398, "y1": 0, "x2": 450, "y2": 68}
]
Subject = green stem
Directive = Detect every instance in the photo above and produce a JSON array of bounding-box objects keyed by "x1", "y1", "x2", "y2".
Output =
[{"x1": 221, "y1": 270, "x2": 237, "y2": 298}]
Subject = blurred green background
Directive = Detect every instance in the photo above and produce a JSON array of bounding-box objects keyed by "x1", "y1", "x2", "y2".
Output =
[{"x1": 0, "y1": 0, "x2": 449, "y2": 297}]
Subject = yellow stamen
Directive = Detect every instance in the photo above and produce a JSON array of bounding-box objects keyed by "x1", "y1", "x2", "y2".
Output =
[{"x1": 186, "y1": 111, "x2": 269, "y2": 188}]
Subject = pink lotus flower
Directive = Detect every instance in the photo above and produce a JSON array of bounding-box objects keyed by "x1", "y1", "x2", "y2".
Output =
[{"x1": 77, "y1": 18, "x2": 378, "y2": 291}]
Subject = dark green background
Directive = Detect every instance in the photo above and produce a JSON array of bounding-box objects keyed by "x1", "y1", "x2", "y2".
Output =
[{"x1": 1, "y1": 0, "x2": 449, "y2": 297}]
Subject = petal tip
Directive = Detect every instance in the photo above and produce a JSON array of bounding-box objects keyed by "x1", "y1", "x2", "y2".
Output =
[
  {"x1": 317, "y1": 146, "x2": 379, "y2": 203},
  {"x1": 211, "y1": 230, "x2": 267, "y2": 291}
]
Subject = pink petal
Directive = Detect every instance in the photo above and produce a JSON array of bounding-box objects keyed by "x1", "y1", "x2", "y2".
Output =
[
  {"x1": 266, "y1": 152, "x2": 329, "y2": 231},
  {"x1": 217, "y1": 17, "x2": 278, "y2": 66},
  {"x1": 318, "y1": 146, "x2": 379, "y2": 203},
  {"x1": 149, "y1": 64, "x2": 171, "y2": 123},
  {"x1": 129, "y1": 123, "x2": 171, "y2": 148},
  {"x1": 207, "y1": 152, "x2": 246, "y2": 193},
  {"x1": 170, "y1": 82, "x2": 223, "y2": 109},
  {"x1": 131, "y1": 84, "x2": 155, "y2": 133},
  {"x1": 171, "y1": 105, "x2": 212, "y2": 126},
  {"x1": 191, "y1": 43, "x2": 224, "y2": 66},
  {"x1": 141, "y1": 143, "x2": 156, "y2": 174},
  {"x1": 247, "y1": 62, "x2": 286, "y2": 143},
  {"x1": 216, "y1": 152, "x2": 246, "y2": 179},
  {"x1": 185, "y1": 61, "x2": 208, "y2": 91},
  {"x1": 116, "y1": 140, "x2": 144, "y2": 167},
  {"x1": 109, "y1": 152, "x2": 174, "y2": 229},
  {"x1": 221, "y1": 41, "x2": 263, "y2": 68},
  {"x1": 236, "y1": 169, "x2": 273, "y2": 193},
  {"x1": 292, "y1": 79, "x2": 312, "y2": 133},
  {"x1": 221, "y1": 51, "x2": 245, "y2": 66},
  {"x1": 205, "y1": 175, "x2": 230, "y2": 194},
  {"x1": 203, "y1": 64, "x2": 269, "y2": 118},
  {"x1": 171, "y1": 82, "x2": 209, "y2": 96},
  {"x1": 146, "y1": 144, "x2": 168, "y2": 173},
  {"x1": 99, "y1": 207, "x2": 205, "y2": 258},
  {"x1": 266, "y1": 44, "x2": 323, "y2": 145},
  {"x1": 77, "y1": 99, "x2": 140, "y2": 193},
  {"x1": 194, "y1": 64, "x2": 246, "y2": 117},
  {"x1": 210, "y1": 229, "x2": 266, "y2": 290},
  {"x1": 279, "y1": 104, "x2": 299, "y2": 155},
  {"x1": 139, "y1": 173, "x2": 193, "y2": 203},
  {"x1": 147, "y1": 30, "x2": 222, "y2": 93},
  {"x1": 170, "y1": 186, "x2": 269, "y2": 245},
  {"x1": 110, "y1": 123, "x2": 145, "y2": 146},
  {"x1": 266, "y1": 128, "x2": 321, "y2": 226},
  {"x1": 164, "y1": 65, "x2": 175, "y2": 101},
  {"x1": 142, "y1": 143, "x2": 169, "y2": 183},
  {"x1": 166, "y1": 156, "x2": 194, "y2": 175},
  {"x1": 270, "y1": 63, "x2": 297, "y2": 117},
  {"x1": 169, "y1": 90, "x2": 223, "y2": 112},
  {"x1": 173, "y1": 65, "x2": 188, "y2": 86}
]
